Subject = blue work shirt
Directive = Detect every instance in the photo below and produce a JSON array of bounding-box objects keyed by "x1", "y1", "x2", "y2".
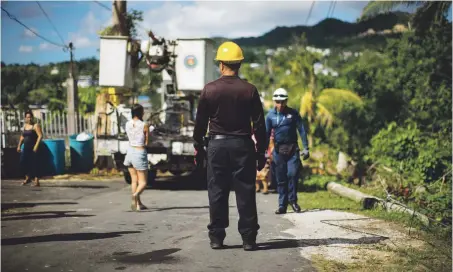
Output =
[{"x1": 265, "y1": 107, "x2": 309, "y2": 150}]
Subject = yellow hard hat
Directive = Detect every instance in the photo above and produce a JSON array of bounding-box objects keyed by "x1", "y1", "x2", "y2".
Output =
[{"x1": 215, "y1": 41, "x2": 244, "y2": 63}]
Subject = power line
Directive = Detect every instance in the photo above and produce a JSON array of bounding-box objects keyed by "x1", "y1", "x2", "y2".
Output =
[
  {"x1": 329, "y1": 0, "x2": 337, "y2": 18},
  {"x1": 36, "y1": 1, "x2": 66, "y2": 47},
  {"x1": 93, "y1": 0, "x2": 112, "y2": 12},
  {"x1": 92, "y1": 1, "x2": 149, "y2": 37},
  {"x1": 1, "y1": 7, "x2": 67, "y2": 49},
  {"x1": 326, "y1": 1, "x2": 334, "y2": 18},
  {"x1": 305, "y1": 1, "x2": 315, "y2": 25}
]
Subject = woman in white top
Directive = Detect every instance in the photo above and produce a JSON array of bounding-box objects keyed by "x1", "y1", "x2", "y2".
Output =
[{"x1": 123, "y1": 104, "x2": 149, "y2": 211}]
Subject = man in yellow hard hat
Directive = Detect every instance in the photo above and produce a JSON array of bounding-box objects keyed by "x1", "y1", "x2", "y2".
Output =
[{"x1": 193, "y1": 41, "x2": 267, "y2": 251}]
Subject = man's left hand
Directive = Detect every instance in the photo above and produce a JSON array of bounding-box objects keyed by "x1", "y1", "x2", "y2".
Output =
[{"x1": 301, "y1": 149, "x2": 310, "y2": 160}]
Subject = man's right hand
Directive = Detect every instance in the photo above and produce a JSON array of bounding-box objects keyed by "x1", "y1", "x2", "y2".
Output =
[
  {"x1": 194, "y1": 142, "x2": 206, "y2": 166},
  {"x1": 17, "y1": 147, "x2": 21, "y2": 153},
  {"x1": 257, "y1": 153, "x2": 266, "y2": 171}
]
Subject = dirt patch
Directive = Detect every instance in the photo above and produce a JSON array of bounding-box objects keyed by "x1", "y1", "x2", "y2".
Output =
[
  {"x1": 40, "y1": 173, "x2": 123, "y2": 182},
  {"x1": 281, "y1": 210, "x2": 427, "y2": 263}
]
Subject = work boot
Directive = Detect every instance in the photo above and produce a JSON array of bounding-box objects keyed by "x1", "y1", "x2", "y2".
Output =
[
  {"x1": 243, "y1": 242, "x2": 257, "y2": 251},
  {"x1": 210, "y1": 241, "x2": 224, "y2": 250},
  {"x1": 290, "y1": 203, "x2": 302, "y2": 213},
  {"x1": 275, "y1": 207, "x2": 286, "y2": 214}
]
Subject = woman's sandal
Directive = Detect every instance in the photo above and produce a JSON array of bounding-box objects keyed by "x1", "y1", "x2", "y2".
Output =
[
  {"x1": 21, "y1": 180, "x2": 29, "y2": 186},
  {"x1": 31, "y1": 179, "x2": 40, "y2": 187},
  {"x1": 131, "y1": 195, "x2": 138, "y2": 211}
]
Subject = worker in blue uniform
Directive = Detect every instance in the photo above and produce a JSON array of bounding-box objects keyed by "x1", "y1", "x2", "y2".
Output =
[{"x1": 265, "y1": 88, "x2": 310, "y2": 214}]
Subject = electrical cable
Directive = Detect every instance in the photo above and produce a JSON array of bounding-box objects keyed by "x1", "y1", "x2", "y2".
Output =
[
  {"x1": 326, "y1": 1, "x2": 334, "y2": 18},
  {"x1": 320, "y1": 216, "x2": 452, "y2": 259},
  {"x1": 36, "y1": 1, "x2": 66, "y2": 47},
  {"x1": 305, "y1": 1, "x2": 315, "y2": 25},
  {"x1": 93, "y1": 0, "x2": 112, "y2": 11},
  {"x1": 329, "y1": 0, "x2": 337, "y2": 18},
  {"x1": 1, "y1": 7, "x2": 67, "y2": 49},
  {"x1": 92, "y1": 0, "x2": 149, "y2": 36}
]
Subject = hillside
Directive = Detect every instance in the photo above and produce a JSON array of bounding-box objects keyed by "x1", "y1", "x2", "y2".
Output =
[{"x1": 213, "y1": 12, "x2": 411, "y2": 49}]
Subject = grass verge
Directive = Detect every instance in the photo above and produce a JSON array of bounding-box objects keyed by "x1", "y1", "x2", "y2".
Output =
[{"x1": 298, "y1": 175, "x2": 452, "y2": 272}]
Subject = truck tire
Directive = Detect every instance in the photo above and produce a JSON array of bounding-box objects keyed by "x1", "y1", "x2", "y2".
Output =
[
  {"x1": 147, "y1": 169, "x2": 157, "y2": 187},
  {"x1": 170, "y1": 170, "x2": 184, "y2": 176},
  {"x1": 123, "y1": 169, "x2": 132, "y2": 184}
]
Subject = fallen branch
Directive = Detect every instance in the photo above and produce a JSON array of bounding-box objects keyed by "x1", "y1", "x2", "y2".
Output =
[
  {"x1": 327, "y1": 181, "x2": 430, "y2": 226},
  {"x1": 326, "y1": 181, "x2": 379, "y2": 209}
]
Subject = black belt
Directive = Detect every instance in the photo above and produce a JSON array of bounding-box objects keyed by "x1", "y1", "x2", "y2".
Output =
[
  {"x1": 209, "y1": 134, "x2": 250, "y2": 140},
  {"x1": 275, "y1": 142, "x2": 297, "y2": 145}
]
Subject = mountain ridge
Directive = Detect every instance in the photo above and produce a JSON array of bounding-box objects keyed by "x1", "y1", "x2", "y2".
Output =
[{"x1": 212, "y1": 11, "x2": 411, "y2": 49}]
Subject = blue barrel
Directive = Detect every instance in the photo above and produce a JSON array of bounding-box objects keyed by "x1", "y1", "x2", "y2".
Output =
[
  {"x1": 69, "y1": 134, "x2": 94, "y2": 173},
  {"x1": 40, "y1": 139, "x2": 66, "y2": 176}
]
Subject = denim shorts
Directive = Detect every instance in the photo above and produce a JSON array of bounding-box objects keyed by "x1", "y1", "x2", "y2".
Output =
[{"x1": 123, "y1": 147, "x2": 148, "y2": 171}]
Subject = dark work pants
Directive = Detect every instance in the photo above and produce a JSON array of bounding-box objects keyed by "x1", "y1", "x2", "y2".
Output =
[
  {"x1": 20, "y1": 148, "x2": 38, "y2": 179},
  {"x1": 273, "y1": 150, "x2": 301, "y2": 209},
  {"x1": 206, "y1": 137, "x2": 260, "y2": 243}
]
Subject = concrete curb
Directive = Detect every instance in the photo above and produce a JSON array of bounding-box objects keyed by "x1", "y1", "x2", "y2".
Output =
[
  {"x1": 3, "y1": 177, "x2": 124, "y2": 183},
  {"x1": 40, "y1": 178, "x2": 124, "y2": 183}
]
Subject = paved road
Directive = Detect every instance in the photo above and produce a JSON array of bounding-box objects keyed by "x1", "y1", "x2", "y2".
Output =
[{"x1": 1, "y1": 177, "x2": 315, "y2": 272}]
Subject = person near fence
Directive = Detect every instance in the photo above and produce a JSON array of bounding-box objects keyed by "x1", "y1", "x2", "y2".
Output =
[
  {"x1": 17, "y1": 110, "x2": 43, "y2": 187},
  {"x1": 123, "y1": 104, "x2": 149, "y2": 211}
]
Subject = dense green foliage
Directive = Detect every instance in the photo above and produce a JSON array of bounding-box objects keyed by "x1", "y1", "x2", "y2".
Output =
[{"x1": 240, "y1": 12, "x2": 451, "y2": 225}]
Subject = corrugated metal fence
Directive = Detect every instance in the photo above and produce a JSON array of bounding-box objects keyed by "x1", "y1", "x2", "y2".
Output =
[{"x1": 0, "y1": 109, "x2": 96, "y2": 148}]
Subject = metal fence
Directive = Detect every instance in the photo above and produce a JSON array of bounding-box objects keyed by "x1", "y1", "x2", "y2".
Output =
[{"x1": 0, "y1": 109, "x2": 96, "y2": 148}]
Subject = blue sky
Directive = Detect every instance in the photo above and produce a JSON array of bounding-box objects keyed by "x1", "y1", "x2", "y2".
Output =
[{"x1": 0, "y1": 1, "x2": 408, "y2": 65}]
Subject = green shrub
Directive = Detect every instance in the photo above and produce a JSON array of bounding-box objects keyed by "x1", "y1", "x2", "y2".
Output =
[{"x1": 367, "y1": 122, "x2": 450, "y2": 185}]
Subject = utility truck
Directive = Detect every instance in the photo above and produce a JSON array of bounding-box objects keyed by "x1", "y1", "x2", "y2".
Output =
[{"x1": 97, "y1": 33, "x2": 217, "y2": 188}]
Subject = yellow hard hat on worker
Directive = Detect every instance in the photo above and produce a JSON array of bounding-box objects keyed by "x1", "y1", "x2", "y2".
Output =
[{"x1": 215, "y1": 41, "x2": 244, "y2": 64}]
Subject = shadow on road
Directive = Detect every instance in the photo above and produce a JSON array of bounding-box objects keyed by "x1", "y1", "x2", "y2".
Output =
[
  {"x1": 1, "y1": 231, "x2": 141, "y2": 246},
  {"x1": 137, "y1": 206, "x2": 233, "y2": 212},
  {"x1": 111, "y1": 248, "x2": 182, "y2": 264},
  {"x1": 1, "y1": 202, "x2": 78, "y2": 211},
  {"x1": 150, "y1": 175, "x2": 205, "y2": 191},
  {"x1": 1, "y1": 210, "x2": 95, "y2": 221},
  {"x1": 223, "y1": 236, "x2": 388, "y2": 250},
  {"x1": 40, "y1": 185, "x2": 110, "y2": 189}
]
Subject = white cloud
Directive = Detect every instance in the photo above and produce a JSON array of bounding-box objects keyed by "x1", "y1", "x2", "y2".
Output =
[
  {"x1": 81, "y1": 11, "x2": 103, "y2": 35},
  {"x1": 39, "y1": 43, "x2": 60, "y2": 51},
  {"x1": 65, "y1": 10, "x2": 109, "y2": 49},
  {"x1": 69, "y1": 32, "x2": 94, "y2": 48},
  {"x1": 19, "y1": 45, "x2": 33, "y2": 53},
  {"x1": 135, "y1": 1, "x2": 368, "y2": 41}
]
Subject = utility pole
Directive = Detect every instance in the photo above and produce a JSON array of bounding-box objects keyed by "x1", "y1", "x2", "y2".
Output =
[
  {"x1": 95, "y1": 0, "x2": 128, "y2": 137},
  {"x1": 113, "y1": 0, "x2": 128, "y2": 36},
  {"x1": 94, "y1": 0, "x2": 128, "y2": 170},
  {"x1": 67, "y1": 42, "x2": 79, "y2": 135}
]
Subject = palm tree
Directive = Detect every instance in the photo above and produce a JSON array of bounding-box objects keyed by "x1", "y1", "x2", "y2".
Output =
[
  {"x1": 276, "y1": 35, "x2": 364, "y2": 148},
  {"x1": 300, "y1": 88, "x2": 364, "y2": 147},
  {"x1": 360, "y1": 1, "x2": 451, "y2": 34}
]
